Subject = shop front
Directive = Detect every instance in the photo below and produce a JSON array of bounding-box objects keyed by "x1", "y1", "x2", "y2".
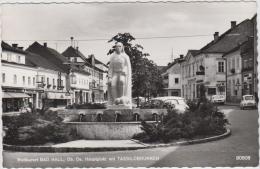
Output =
[
  {"x1": 44, "y1": 91, "x2": 72, "y2": 108},
  {"x1": 2, "y1": 92, "x2": 31, "y2": 113}
]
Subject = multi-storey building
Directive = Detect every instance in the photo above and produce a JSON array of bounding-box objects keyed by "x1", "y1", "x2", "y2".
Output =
[
  {"x1": 223, "y1": 46, "x2": 242, "y2": 103},
  {"x1": 26, "y1": 42, "x2": 72, "y2": 107},
  {"x1": 252, "y1": 15, "x2": 258, "y2": 102},
  {"x1": 1, "y1": 41, "x2": 40, "y2": 113},
  {"x1": 241, "y1": 37, "x2": 254, "y2": 96},
  {"x1": 181, "y1": 19, "x2": 253, "y2": 101},
  {"x1": 222, "y1": 15, "x2": 257, "y2": 103},
  {"x1": 161, "y1": 55, "x2": 184, "y2": 97},
  {"x1": 62, "y1": 47, "x2": 108, "y2": 103},
  {"x1": 25, "y1": 50, "x2": 70, "y2": 108},
  {"x1": 181, "y1": 50, "x2": 200, "y2": 100}
]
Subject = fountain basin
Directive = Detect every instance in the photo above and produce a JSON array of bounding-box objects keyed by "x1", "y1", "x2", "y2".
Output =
[{"x1": 64, "y1": 121, "x2": 155, "y2": 140}]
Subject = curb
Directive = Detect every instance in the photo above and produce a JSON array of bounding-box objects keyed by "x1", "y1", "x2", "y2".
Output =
[
  {"x1": 3, "y1": 128, "x2": 231, "y2": 153},
  {"x1": 133, "y1": 128, "x2": 231, "y2": 148}
]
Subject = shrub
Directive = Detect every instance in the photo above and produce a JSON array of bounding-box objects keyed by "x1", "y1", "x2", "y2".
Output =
[
  {"x1": 3, "y1": 110, "x2": 80, "y2": 145},
  {"x1": 133, "y1": 100, "x2": 229, "y2": 143}
]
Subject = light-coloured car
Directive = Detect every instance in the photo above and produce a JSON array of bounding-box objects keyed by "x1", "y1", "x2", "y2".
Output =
[
  {"x1": 150, "y1": 96, "x2": 189, "y2": 113},
  {"x1": 211, "y1": 95, "x2": 226, "y2": 104},
  {"x1": 240, "y1": 95, "x2": 257, "y2": 110}
]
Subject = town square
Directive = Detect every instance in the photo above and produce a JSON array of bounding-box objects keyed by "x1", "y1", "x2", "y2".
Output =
[{"x1": 0, "y1": 0, "x2": 259, "y2": 168}]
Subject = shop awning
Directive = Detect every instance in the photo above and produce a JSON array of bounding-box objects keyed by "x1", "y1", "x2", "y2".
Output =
[{"x1": 2, "y1": 92, "x2": 31, "y2": 98}]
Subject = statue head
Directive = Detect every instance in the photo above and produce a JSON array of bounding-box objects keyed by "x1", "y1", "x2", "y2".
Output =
[{"x1": 115, "y1": 42, "x2": 124, "y2": 54}]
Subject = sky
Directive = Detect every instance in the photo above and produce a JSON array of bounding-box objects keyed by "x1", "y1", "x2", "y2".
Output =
[{"x1": 1, "y1": 1, "x2": 257, "y2": 66}]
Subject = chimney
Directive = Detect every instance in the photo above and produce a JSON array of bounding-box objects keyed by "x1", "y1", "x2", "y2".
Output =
[
  {"x1": 180, "y1": 54, "x2": 184, "y2": 59},
  {"x1": 12, "y1": 44, "x2": 18, "y2": 48},
  {"x1": 43, "y1": 42, "x2": 47, "y2": 47},
  {"x1": 231, "y1": 21, "x2": 236, "y2": 29},
  {"x1": 76, "y1": 46, "x2": 79, "y2": 50},
  {"x1": 214, "y1": 32, "x2": 219, "y2": 42}
]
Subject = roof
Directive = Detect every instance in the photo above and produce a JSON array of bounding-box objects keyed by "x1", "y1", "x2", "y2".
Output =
[
  {"x1": 62, "y1": 46, "x2": 106, "y2": 73},
  {"x1": 200, "y1": 19, "x2": 253, "y2": 53},
  {"x1": 1, "y1": 59, "x2": 36, "y2": 68},
  {"x1": 157, "y1": 66, "x2": 167, "y2": 73},
  {"x1": 62, "y1": 46, "x2": 89, "y2": 64},
  {"x1": 25, "y1": 51, "x2": 65, "y2": 72},
  {"x1": 86, "y1": 56, "x2": 109, "y2": 68},
  {"x1": 162, "y1": 56, "x2": 186, "y2": 73},
  {"x1": 1, "y1": 41, "x2": 27, "y2": 55},
  {"x1": 26, "y1": 42, "x2": 70, "y2": 73},
  {"x1": 188, "y1": 50, "x2": 200, "y2": 56}
]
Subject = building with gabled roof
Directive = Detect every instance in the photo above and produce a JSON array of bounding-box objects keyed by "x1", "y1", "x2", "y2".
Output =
[
  {"x1": 181, "y1": 17, "x2": 254, "y2": 101},
  {"x1": 26, "y1": 42, "x2": 74, "y2": 107},
  {"x1": 1, "y1": 41, "x2": 40, "y2": 113},
  {"x1": 62, "y1": 46, "x2": 108, "y2": 103},
  {"x1": 160, "y1": 55, "x2": 185, "y2": 97}
]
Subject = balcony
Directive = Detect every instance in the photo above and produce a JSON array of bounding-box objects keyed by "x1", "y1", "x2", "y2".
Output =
[
  {"x1": 230, "y1": 68, "x2": 235, "y2": 74},
  {"x1": 37, "y1": 83, "x2": 46, "y2": 88},
  {"x1": 47, "y1": 84, "x2": 52, "y2": 89},
  {"x1": 196, "y1": 71, "x2": 205, "y2": 81},
  {"x1": 196, "y1": 71, "x2": 205, "y2": 75},
  {"x1": 57, "y1": 86, "x2": 65, "y2": 90}
]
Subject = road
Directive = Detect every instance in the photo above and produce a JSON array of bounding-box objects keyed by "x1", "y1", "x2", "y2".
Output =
[{"x1": 3, "y1": 105, "x2": 259, "y2": 167}]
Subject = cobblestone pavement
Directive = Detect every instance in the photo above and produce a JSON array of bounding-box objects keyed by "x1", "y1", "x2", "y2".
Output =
[{"x1": 3, "y1": 105, "x2": 259, "y2": 167}]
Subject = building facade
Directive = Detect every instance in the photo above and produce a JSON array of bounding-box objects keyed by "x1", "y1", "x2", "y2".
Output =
[
  {"x1": 1, "y1": 42, "x2": 40, "y2": 113},
  {"x1": 223, "y1": 47, "x2": 242, "y2": 103},
  {"x1": 181, "y1": 19, "x2": 253, "y2": 101},
  {"x1": 62, "y1": 47, "x2": 108, "y2": 104},
  {"x1": 161, "y1": 56, "x2": 184, "y2": 97}
]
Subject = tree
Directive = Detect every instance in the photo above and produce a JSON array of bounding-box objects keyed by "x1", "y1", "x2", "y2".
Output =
[{"x1": 107, "y1": 33, "x2": 164, "y2": 104}]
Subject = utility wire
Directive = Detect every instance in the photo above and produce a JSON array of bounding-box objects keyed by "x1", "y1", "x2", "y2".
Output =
[{"x1": 3, "y1": 34, "x2": 212, "y2": 42}]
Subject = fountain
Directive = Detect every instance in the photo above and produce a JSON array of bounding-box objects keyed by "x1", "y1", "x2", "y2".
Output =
[{"x1": 63, "y1": 42, "x2": 167, "y2": 140}]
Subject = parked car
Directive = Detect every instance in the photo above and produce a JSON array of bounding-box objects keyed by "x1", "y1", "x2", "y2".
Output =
[
  {"x1": 211, "y1": 95, "x2": 226, "y2": 104},
  {"x1": 141, "y1": 96, "x2": 189, "y2": 113},
  {"x1": 240, "y1": 95, "x2": 257, "y2": 110}
]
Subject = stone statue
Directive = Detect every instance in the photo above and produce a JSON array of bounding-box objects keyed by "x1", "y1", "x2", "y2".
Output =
[{"x1": 107, "y1": 42, "x2": 132, "y2": 109}]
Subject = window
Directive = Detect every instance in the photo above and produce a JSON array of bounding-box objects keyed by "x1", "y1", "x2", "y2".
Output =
[
  {"x1": 7, "y1": 53, "x2": 11, "y2": 61},
  {"x1": 17, "y1": 55, "x2": 21, "y2": 63},
  {"x1": 208, "y1": 88, "x2": 216, "y2": 95},
  {"x1": 175, "y1": 78, "x2": 179, "y2": 84},
  {"x1": 236, "y1": 57, "x2": 240, "y2": 69},
  {"x1": 192, "y1": 63, "x2": 195, "y2": 76},
  {"x1": 41, "y1": 76, "x2": 45, "y2": 83},
  {"x1": 28, "y1": 77, "x2": 31, "y2": 85},
  {"x1": 33, "y1": 77, "x2": 35, "y2": 86},
  {"x1": 218, "y1": 61, "x2": 224, "y2": 73},
  {"x1": 171, "y1": 92, "x2": 179, "y2": 96},
  {"x1": 2, "y1": 73, "x2": 5, "y2": 83},
  {"x1": 232, "y1": 79, "x2": 236, "y2": 96},
  {"x1": 13, "y1": 75, "x2": 17, "y2": 84},
  {"x1": 53, "y1": 79, "x2": 55, "y2": 85},
  {"x1": 23, "y1": 76, "x2": 25, "y2": 85},
  {"x1": 243, "y1": 59, "x2": 248, "y2": 69},
  {"x1": 248, "y1": 58, "x2": 253, "y2": 68},
  {"x1": 228, "y1": 59, "x2": 231, "y2": 71},
  {"x1": 73, "y1": 57, "x2": 77, "y2": 62},
  {"x1": 232, "y1": 58, "x2": 235, "y2": 69},
  {"x1": 47, "y1": 77, "x2": 49, "y2": 85}
]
